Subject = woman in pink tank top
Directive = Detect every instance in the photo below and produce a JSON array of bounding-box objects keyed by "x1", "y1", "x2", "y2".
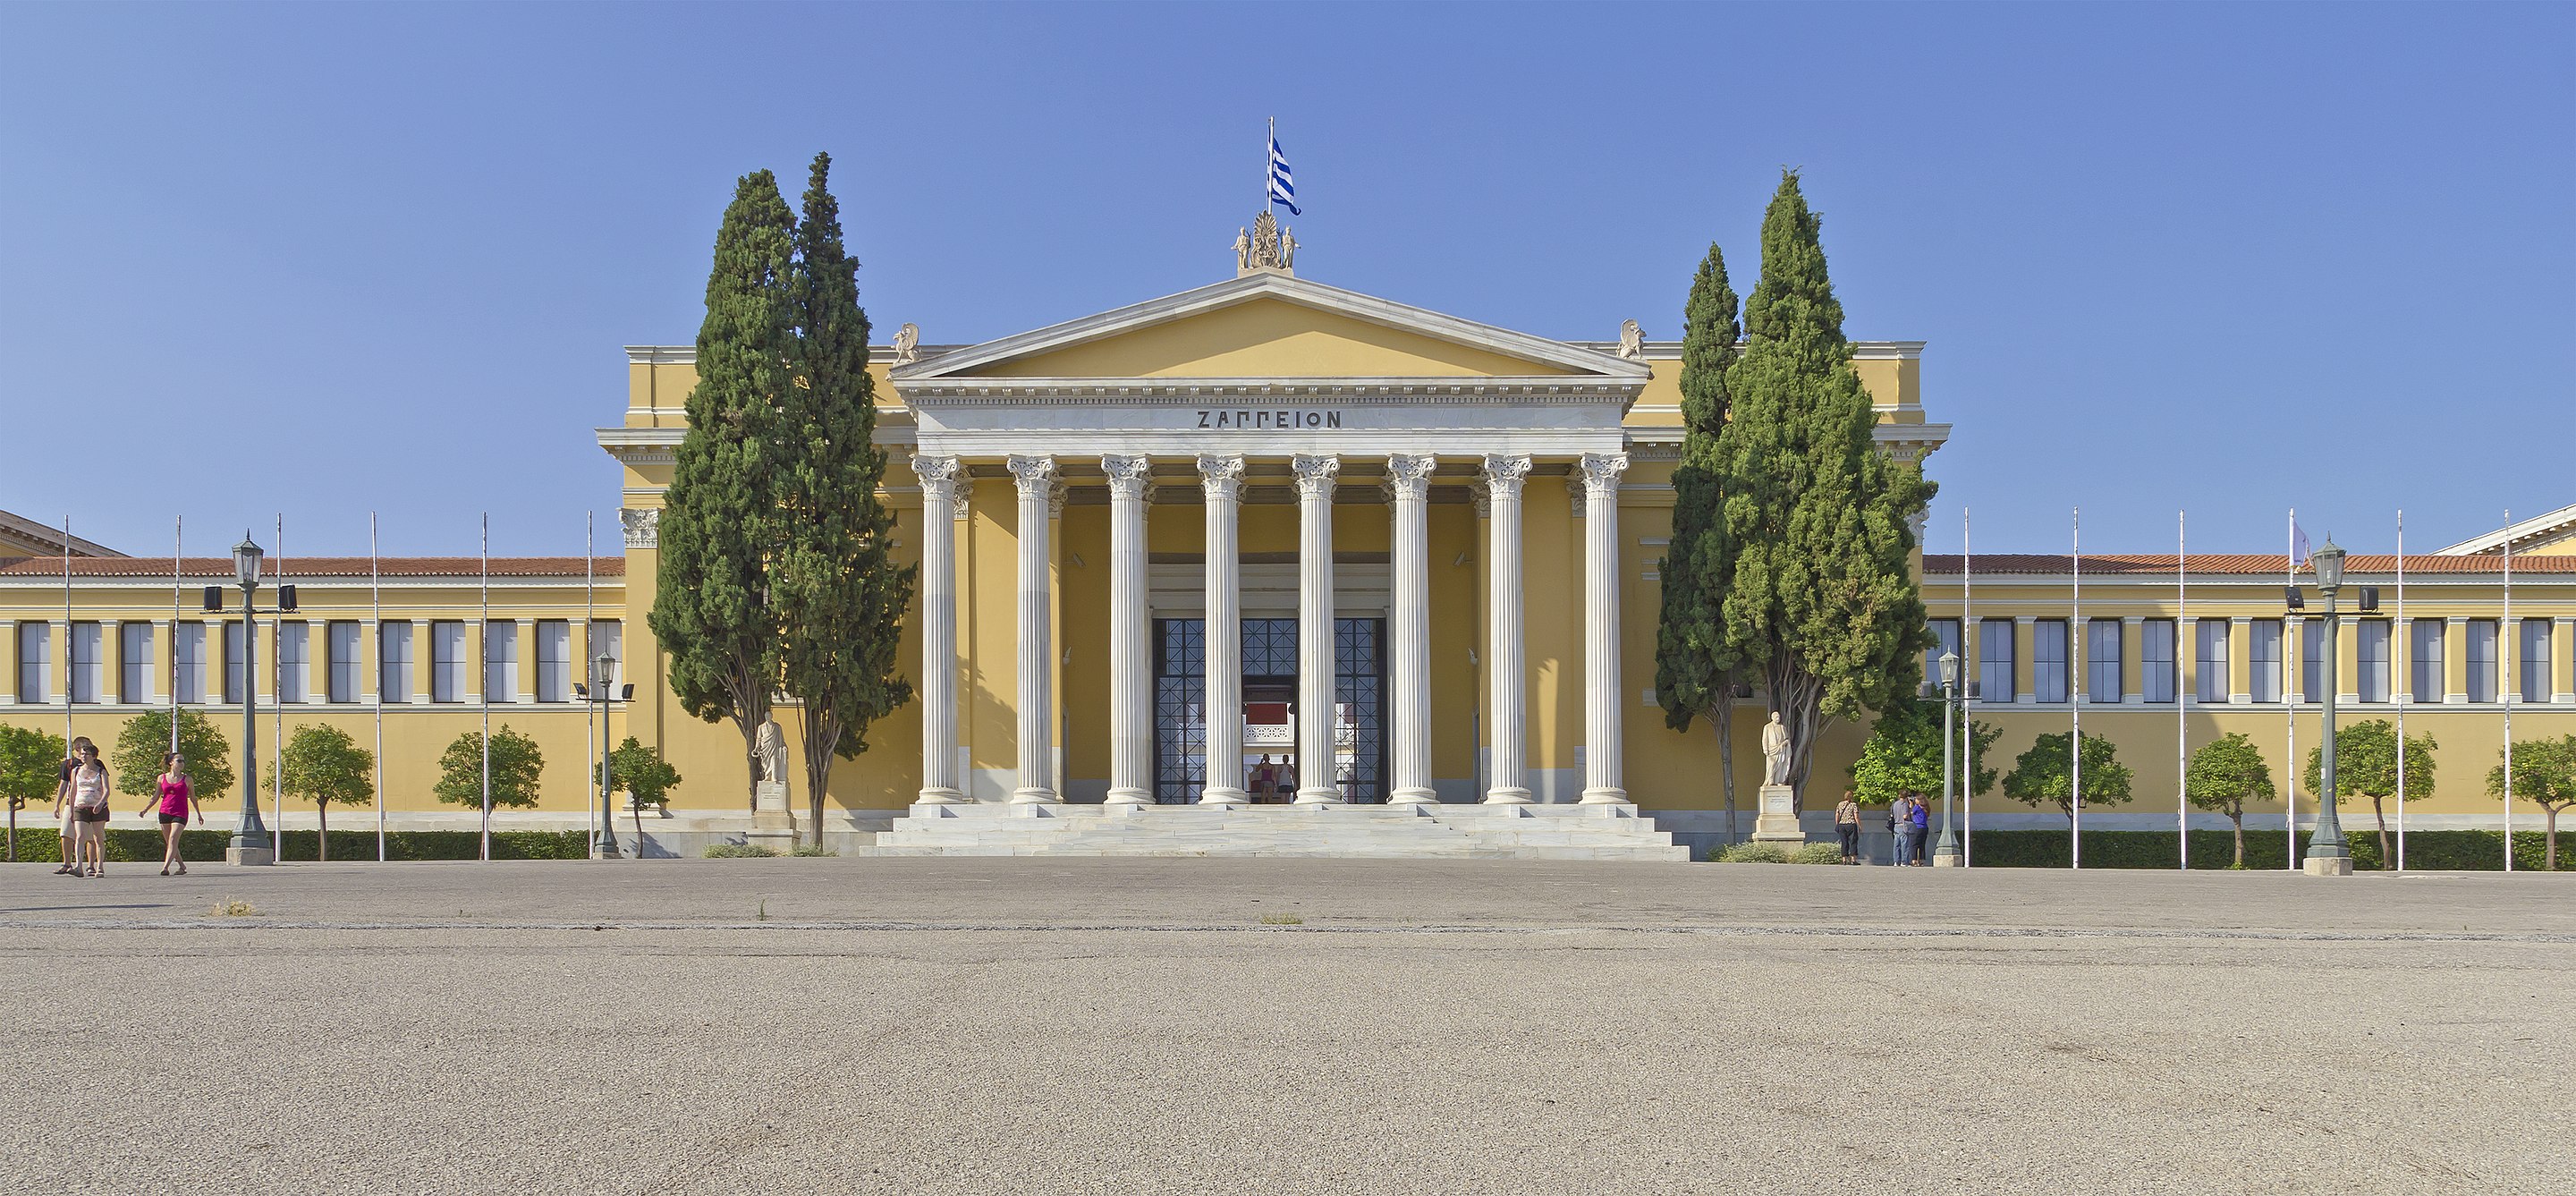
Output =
[{"x1": 139, "y1": 751, "x2": 201, "y2": 877}]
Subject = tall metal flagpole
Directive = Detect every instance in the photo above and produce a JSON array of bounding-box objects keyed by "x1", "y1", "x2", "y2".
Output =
[
  {"x1": 1266, "y1": 116, "x2": 1274, "y2": 211},
  {"x1": 2285, "y1": 508, "x2": 2298, "y2": 872},
  {"x1": 2071, "y1": 506, "x2": 2081, "y2": 871},
  {"x1": 2502, "y1": 510, "x2": 2513, "y2": 873},
  {"x1": 2394, "y1": 511, "x2": 2406, "y2": 872},
  {"x1": 372, "y1": 513, "x2": 385, "y2": 862},
  {"x1": 171, "y1": 517, "x2": 182, "y2": 753},
  {"x1": 274, "y1": 513, "x2": 284, "y2": 861},
  {"x1": 1962, "y1": 506, "x2": 1973, "y2": 869},
  {"x1": 479, "y1": 513, "x2": 491, "y2": 863},
  {"x1": 62, "y1": 513, "x2": 73, "y2": 747},
  {"x1": 585, "y1": 512, "x2": 600, "y2": 860},
  {"x1": 2178, "y1": 509, "x2": 2188, "y2": 869}
]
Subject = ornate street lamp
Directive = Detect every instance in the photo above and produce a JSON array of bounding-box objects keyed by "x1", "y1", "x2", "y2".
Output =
[
  {"x1": 2301, "y1": 539, "x2": 2353, "y2": 876},
  {"x1": 1933, "y1": 649, "x2": 1965, "y2": 866},
  {"x1": 225, "y1": 533, "x2": 275, "y2": 865},
  {"x1": 578, "y1": 651, "x2": 623, "y2": 860}
]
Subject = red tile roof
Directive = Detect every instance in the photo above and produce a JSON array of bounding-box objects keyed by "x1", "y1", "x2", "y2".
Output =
[
  {"x1": 0, "y1": 556, "x2": 624, "y2": 580},
  {"x1": 1923, "y1": 554, "x2": 2576, "y2": 577}
]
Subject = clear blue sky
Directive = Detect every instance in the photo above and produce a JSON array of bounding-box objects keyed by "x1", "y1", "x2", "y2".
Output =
[{"x1": 4, "y1": 4, "x2": 2569, "y2": 560}]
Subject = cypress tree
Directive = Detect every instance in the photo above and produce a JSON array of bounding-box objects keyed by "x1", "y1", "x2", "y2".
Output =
[
  {"x1": 1716, "y1": 172, "x2": 1935, "y2": 807},
  {"x1": 775, "y1": 152, "x2": 915, "y2": 845},
  {"x1": 651, "y1": 170, "x2": 797, "y2": 810},
  {"x1": 1653, "y1": 242, "x2": 1743, "y2": 836}
]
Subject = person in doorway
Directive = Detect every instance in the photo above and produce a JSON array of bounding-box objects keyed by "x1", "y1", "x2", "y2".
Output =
[
  {"x1": 1275, "y1": 759, "x2": 1298, "y2": 802},
  {"x1": 1833, "y1": 790, "x2": 1861, "y2": 864},
  {"x1": 140, "y1": 751, "x2": 201, "y2": 877},
  {"x1": 60, "y1": 742, "x2": 112, "y2": 878},
  {"x1": 1909, "y1": 793, "x2": 1932, "y2": 866},
  {"x1": 1249, "y1": 755, "x2": 1282, "y2": 804},
  {"x1": 51, "y1": 737, "x2": 93, "y2": 875}
]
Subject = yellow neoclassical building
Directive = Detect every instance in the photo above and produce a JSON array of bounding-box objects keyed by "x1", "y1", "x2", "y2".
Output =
[{"x1": 4, "y1": 232, "x2": 2568, "y2": 855}]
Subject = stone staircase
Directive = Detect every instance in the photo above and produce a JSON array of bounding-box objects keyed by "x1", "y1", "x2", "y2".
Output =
[{"x1": 861, "y1": 802, "x2": 1690, "y2": 861}]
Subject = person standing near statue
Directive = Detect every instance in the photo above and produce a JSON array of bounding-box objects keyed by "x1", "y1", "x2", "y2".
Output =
[
  {"x1": 1909, "y1": 794, "x2": 1932, "y2": 866},
  {"x1": 1833, "y1": 790, "x2": 1861, "y2": 864}
]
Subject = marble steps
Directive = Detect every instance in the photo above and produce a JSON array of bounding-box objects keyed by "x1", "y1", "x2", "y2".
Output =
[{"x1": 862, "y1": 803, "x2": 1690, "y2": 861}]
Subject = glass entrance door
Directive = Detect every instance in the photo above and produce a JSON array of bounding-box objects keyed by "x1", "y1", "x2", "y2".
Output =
[{"x1": 1151, "y1": 617, "x2": 1387, "y2": 802}]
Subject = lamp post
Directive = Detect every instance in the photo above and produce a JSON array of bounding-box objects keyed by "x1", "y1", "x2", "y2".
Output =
[
  {"x1": 225, "y1": 534, "x2": 275, "y2": 866},
  {"x1": 1933, "y1": 649, "x2": 1965, "y2": 866},
  {"x1": 2301, "y1": 539, "x2": 2353, "y2": 876},
  {"x1": 581, "y1": 652, "x2": 621, "y2": 860}
]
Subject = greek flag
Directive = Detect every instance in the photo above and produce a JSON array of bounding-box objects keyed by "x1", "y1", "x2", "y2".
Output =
[{"x1": 1267, "y1": 133, "x2": 1299, "y2": 216}]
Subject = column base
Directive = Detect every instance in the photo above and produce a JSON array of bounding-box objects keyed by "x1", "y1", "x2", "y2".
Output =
[
  {"x1": 2301, "y1": 856, "x2": 2354, "y2": 877},
  {"x1": 1292, "y1": 787, "x2": 1339, "y2": 806},
  {"x1": 1199, "y1": 787, "x2": 1250, "y2": 807},
  {"x1": 1008, "y1": 789, "x2": 1060, "y2": 805},
  {"x1": 914, "y1": 786, "x2": 967, "y2": 806},
  {"x1": 1104, "y1": 787, "x2": 1150, "y2": 806},
  {"x1": 1386, "y1": 787, "x2": 1436, "y2": 805},
  {"x1": 224, "y1": 845, "x2": 275, "y2": 867},
  {"x1": 1578, "y1": 787, "x2": 1628, "y2": 805},
  {"x1": 1482, "y1": 787, "x2": 1534, "y2": 805},
  {"x1": 1932, "y1": 853, "x2": 1964, "y2": 869}
]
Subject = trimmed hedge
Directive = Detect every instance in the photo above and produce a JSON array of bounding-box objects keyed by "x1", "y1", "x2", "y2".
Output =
[
  {"x1": 2, "y1": 827, "x2": 589, "y2": 863},
  {"x1": 1965, "y1": 827, "x2": 2561, "y2": 871}
]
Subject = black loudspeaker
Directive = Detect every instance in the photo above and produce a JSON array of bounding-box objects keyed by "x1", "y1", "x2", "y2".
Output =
[
  {"x1": 201, "y1": 586, "x2": 223, "y2": 612},
  {"x1": 2356, "y1": 587, "x2": 2380, "y2": 612},
  {"x1": 276, "y1": 584, "x2": 298, "y2": 612}
]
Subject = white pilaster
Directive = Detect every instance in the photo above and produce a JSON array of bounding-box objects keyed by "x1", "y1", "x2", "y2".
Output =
[
  {"x1": 911, "y1": 455, "x2": 966, "y2": 804},
  {"x1": 1199, "y1": 454, "x2": 1250, "y2": 805},
  {"x1": 1292, "y1": 454, "x2": 1341, "y2": 804},
  {"x1": 1482, "y1": 454, "x2": 1533, "y2": 804},
  {"x1": 2555, "y1": 617, "x2": 2574, "y2": 704},
  {"x1": 1385, "y1": 454, "x2": 1437, "y2": 805},
  {"x1": 0, "y1": 619, "x2": 15, "y2": 703},
  {"x1": 1103, "y1": 454, "x2": 1154, "y2": 805},
  {"x1": 1007, "y1": 454, "x2": 1059, "y2": 804},
  {"x1": 1579, "y1": 453, "x2": 1628, "y2": 805}
]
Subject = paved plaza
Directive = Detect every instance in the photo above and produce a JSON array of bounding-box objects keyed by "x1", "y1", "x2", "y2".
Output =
[{"x1": 2, "y1": 860, "x2": 2571, "y2": 1194}]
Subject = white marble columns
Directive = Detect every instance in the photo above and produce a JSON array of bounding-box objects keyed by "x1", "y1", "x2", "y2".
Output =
[
  {"x1": 1199, "y1": 454, "x2": 1250, "y2": 804},
  {"x1": 1103, "y1": 455, "x2": 1154, "y2": 805},
  {"x1": 911, "y1": 454, "x2": 966, "y2": 804},
  {"x1": 1578, "y1": 453, "x2": 1629, "y2": 804},
  {"x1": 1292, "y1": 454, "x2": 1341, "y2": 804},
  {"x1": 1481, "y1": 454, "x2": 1534, "y2": 804},
  {"x1": 1385, "y1": 454, "x2": 1437, "y2": 804},
  {"x1": 1007, "y1": 454, "x2": 1059, "y2": 804}
]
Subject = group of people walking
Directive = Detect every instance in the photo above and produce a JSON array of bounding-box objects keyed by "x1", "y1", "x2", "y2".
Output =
[
  {"x1": 1831, "y1": 790, "x2": 1933, "y2": 866},
  {"x1": 49, "y1": 737, "x2": 206, "y2": 878}
]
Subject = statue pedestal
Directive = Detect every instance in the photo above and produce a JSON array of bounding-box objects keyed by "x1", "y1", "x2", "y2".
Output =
[
  {"x1": 1750, "y1": 785, "x2": 1806, "y2": 843},
  {"x1": 750, "y1": 780, "x2": 796, "y2": 845}
]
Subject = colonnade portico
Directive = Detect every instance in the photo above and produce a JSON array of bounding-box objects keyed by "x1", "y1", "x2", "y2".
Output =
[{"x1": 904, "y1": 448, "x2": 1631, "y2": 811}]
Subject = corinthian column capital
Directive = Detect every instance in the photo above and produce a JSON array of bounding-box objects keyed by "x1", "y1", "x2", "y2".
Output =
[
  {"x1": 1007, "y1": 454, "x2": 1056, "y2": 496},
  {"x1": 1383, "y1": 454, "x2": 1436, "y2": 504},
  {"x1": 1198, "y1": 453, "x2": 1247, "y2": 500},
  {"x1": 1291, "y1": 454, "x2": 1341, "y2": 501}
]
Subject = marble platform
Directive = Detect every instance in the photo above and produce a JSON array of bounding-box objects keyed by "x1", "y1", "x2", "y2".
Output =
[{"x1": 862, "y1": 801, "x2": 1690, "y2": 861}]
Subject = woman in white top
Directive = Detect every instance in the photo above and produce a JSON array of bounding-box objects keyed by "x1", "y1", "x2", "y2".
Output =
[{"x1": 60, "y1": 743, "x2": 112, "y2": 878}]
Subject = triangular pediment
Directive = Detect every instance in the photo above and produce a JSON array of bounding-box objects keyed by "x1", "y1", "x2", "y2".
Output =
[{"x1": 894, "y1": 273, "x2": 1647, "y2": 384}]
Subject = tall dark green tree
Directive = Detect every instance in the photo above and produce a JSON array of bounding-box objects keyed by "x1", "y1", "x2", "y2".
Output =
[
  {"x1": 1715, "y1": 171, "x2": 1935, "y2": 808},
  {"x1": 775, "y1": 152, "x2": 915, "y2": 845},
  {"x1": 651, "y1": 170, "x2": 799, "y2": 810},
  {"x1": 1654, "y1": 242, "x2": 1744, "y2": 836}
]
